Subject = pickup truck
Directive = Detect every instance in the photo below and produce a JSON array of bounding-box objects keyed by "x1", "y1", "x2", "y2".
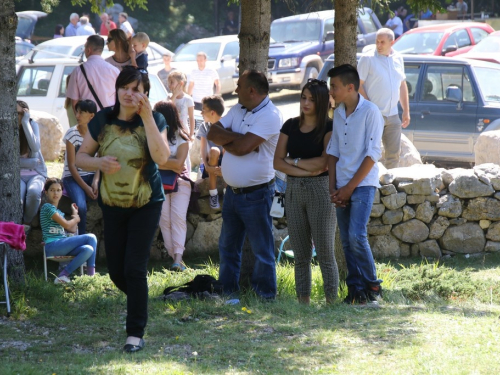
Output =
[{"x1": 265, "y1": 7, "x2": 381, "y2": 90}]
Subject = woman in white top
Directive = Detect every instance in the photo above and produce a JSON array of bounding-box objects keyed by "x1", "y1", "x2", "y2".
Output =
[{"x1": 153, "y1": 101, "x2": 192, "y2": 271}]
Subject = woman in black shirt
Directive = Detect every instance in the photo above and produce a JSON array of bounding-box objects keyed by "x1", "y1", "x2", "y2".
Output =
[{"x1": 274, "y1": 79, "x2": 339, "y2": 304}]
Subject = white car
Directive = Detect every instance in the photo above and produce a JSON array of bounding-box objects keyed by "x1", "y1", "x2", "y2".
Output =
[
  {"x1": 22, "y1": 36, "x2": 173, "y2": 67},
  {"x1": 16, "y1": 57, "x2": 171, "y2": 137},
  {"x1": 171, "y1": 35, "x2": 239, "y2": 95}
]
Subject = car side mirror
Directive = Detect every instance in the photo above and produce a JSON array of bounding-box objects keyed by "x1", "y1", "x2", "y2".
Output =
[
  {"x1": 221, "y1": 54, "x2": 233, "y2": 63},
  {"x1": 442, "y1": 45, "x2": 457, "y2": 55},
  {"x1": 445, "y1": 86, "x2": 462, "y2": 103},
  {"x1": 324, "y1": 31, "x2": 334, "y2": 42}
]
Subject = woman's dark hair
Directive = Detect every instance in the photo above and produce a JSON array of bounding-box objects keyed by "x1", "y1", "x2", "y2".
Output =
[
  {"x1": 153, "y1": 101, "x2": 190, "y2": 144},
  {"x1": 17, "y1": 100, "x2": 30, "y2": 155},
  {"x1": 298, "y1": 80, "x2": 330, "y2": 144},
  {"x1": 108, "y1": 66, "x2": 151, "y2": 122},
  {"x1": 44, "y1": 177, "x2": 63, "y2": 192},
  {"x1": 108, "y1": 28, "x2": 129, "y2": 55},
  {"x1": 54, "y1": 24, "x2": 64, "y2": 36},
  {"x1": 75, "y1": 99, "x2": 97, "y2": 114}
]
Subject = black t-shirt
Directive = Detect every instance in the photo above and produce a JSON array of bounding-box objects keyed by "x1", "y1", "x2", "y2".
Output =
[
  {"x1": 280, "y1": 117, "x2": 332, "y2": 177},
  {"x1": 88, "y1": 107, "x2": 167, "y2": 212}
]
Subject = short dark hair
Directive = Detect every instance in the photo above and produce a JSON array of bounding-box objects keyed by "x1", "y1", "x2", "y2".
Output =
[
  {"x1": 86, "y1": 35, "x2": 104, "y2": 52},
  {"x1": 44, "y1": 177, "x2": 63, "y2": 192},
  {"x1": 75, "y1": 99, "x2": 97, "y2": 114},
  {"x1": 243, "y1": 70, "x2": 269, "y2": 95},
  {"x1": 327, "y1": 64, "x2": 360, "y2": 91},
  {"x1": 202, "y1": 95, "x2": 225, "y2": 116}
]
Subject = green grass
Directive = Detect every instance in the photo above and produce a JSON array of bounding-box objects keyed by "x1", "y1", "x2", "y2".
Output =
[{"x1": 1, "y1": 253, "x2": 500, "y2": 374}]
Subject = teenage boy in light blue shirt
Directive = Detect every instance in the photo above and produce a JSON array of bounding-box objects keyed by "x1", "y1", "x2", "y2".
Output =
[{"x1": 326, "y1": 64, "x2": 384, "y2": 305}]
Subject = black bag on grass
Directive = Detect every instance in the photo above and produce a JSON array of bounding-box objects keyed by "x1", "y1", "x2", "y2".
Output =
[{"x1": 163, "y1": 274, "x2": 224, "y2": 298}]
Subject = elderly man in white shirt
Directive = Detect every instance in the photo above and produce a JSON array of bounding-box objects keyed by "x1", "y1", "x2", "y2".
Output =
[
  {"x1": 357, "y1": 28, "x2": 410, "y2": 169},
  {"x1": 207, "y1": 70, "x2": 282, "y2": 300}
]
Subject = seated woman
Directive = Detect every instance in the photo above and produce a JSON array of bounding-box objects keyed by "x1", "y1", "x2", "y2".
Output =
[
  {"x1": 153, "y1": 101, "x2": 191, "y2": 271},
  {"x1": 40, "y1": 178, "x2": 97, "y2": 284},
  {"x1": 18, "y1": 100, "x2": 47, "y2": 231},
  {"x1": 62, "y1": 100, "x2": 99, "y2": 234}
]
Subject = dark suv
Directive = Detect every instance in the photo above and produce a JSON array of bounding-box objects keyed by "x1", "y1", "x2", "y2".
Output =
[
  {"x1": 318, "y1": 54, "x2": 500, "y2": 164},
  {"x1": 266, "y1": 7, "x2": 381, "y2": 90}
]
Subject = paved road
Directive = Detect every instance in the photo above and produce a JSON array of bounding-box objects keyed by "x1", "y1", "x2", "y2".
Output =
[{"x1": 222, "y1": 89, "x2": 301, "y2": 122}]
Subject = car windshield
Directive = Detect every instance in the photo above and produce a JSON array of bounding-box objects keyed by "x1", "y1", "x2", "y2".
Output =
[
  {"x1": 473, "y1": 66, "x2": 500, "y2": 102},
  {"x1": 32, "y1": 44, "x2": 77, "y2": 59},
  {"x1": 271, "y1": 20, "x2": 321, "y2": 43},
  {"x1": 393, "y1": 32, "x2": 444, "y2": 54},
  {"x1": 470, "y1": 35, "x2": 500, "y2": 53},
  {"x1": 173, "y1": 43, "x2": 221, "y2": 62}
]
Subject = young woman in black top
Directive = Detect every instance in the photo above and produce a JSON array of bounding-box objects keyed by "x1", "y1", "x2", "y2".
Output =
[{"x1": 273, "y1": 79, "x2": 339, "y2": 304}]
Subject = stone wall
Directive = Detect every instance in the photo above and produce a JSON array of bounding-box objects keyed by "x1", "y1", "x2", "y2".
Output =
[{"x1": 370, "y1": 163, "x2": 500, "y2": 258}]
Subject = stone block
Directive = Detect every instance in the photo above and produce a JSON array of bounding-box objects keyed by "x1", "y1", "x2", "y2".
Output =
[
  {"x1": 415, "y1": 201, "x2": 436, "y2": 224},
  {"x1": 381, "y1": 192, "x2": 407, "y2": 210},
  {"x1": 403, "y1": 205, "x2": 416, "y2": 221},
  {"x1": 379, "y1": 184, "x2": 397, "y2": 196},
  {"x1": 407, "y1": 195, "x2": 426, "y2": 204},
  {"x1": 392, "y1": 219, "x2": 429, "y2": 243},
  {"x1": 429, "y1": 216, "x2": 450, "y2": 239},
  {"x1": 439, "y1": 223, "x2": 485, "y2": 253},
  {"x1": 370, "y1": 203, "x2": 385, "y2": 218},
  {"x1": 382, "y1": 209, "x2": 403, "y2": 225},
  {"x1": 419, "y1": 240, "x2": 442, "y2": 258},
  {"x1": 462, "y1": 197, "x2": 500, "y2": 221}
]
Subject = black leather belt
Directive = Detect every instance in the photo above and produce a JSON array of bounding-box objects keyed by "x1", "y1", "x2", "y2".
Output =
[{"x1": 229, "y1": 178, "x2": 275, "y2": 194}]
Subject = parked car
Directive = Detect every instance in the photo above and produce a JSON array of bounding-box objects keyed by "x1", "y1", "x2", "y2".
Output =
[
  {"x1": 15, "y1": 37, "x2": 34, "y2": 63},
  {"x1": 318, "y1": 54, "x2": 500, "y2": 164},
  {"x1": 264, "y1": 7, "x2": 381, "y2": 90},
  {"x1": 22, "y1": 36, "x2": 172, "y2": 67},
  {"x1": 463, "y1": 30, "x2": 500, "y2": 64},
  {"x1": 15, "y1": 57, "x2": 172, "y2": 137},
  {"x1": 393, "y1": 22, "x2": 494, "y2": 57},
  {"x1": 171, "y1": 35, "x2": 239, "y2": 95},
  {"x1": 16, "y1": 10, "x2": 47, "y2": 42}
]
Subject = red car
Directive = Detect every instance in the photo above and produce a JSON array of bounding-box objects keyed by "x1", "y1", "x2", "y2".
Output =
[
  {"x1": 393, "y1": 22, "x2": 494, "y2": 57},
  {"x1": 463, "y1": 30, "x2": 500, "y2": 64}
]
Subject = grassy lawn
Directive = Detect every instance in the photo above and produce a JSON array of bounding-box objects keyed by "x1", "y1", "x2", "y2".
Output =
[{"x1": 1, "y1": 252, "x2": 500, "y2": 375}]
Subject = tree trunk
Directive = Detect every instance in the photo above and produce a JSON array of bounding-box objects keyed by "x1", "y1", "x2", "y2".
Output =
[
  {"x1": 333, "y1": 0, "x2": 359, "y2": 67},
  {"x1": 238, "y1": 0, "x2": 271, "y2": 73},
  {"x1": 334, "y1": 224, "x2": 347, "y2": 281},
  {"x1": 0, "y1": 2, "x2": 26, "y2": 285},
  {"x1": 237, "y1": 0, "x2": 271, "y2": 289}
]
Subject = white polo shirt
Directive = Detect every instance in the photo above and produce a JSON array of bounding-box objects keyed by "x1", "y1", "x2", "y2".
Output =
[
  {"x1": 326, "y1": 95, "x2": 384, "y2": 189},
  {"x1": 219, "y1": 96, "x2": 282, "y2": 188},
  {"x1": 190, "y1": 68, "x2": 219, "y2": 103},
  {"x1": 358, "y1": 49, "x2": 406, "y2": 117}
]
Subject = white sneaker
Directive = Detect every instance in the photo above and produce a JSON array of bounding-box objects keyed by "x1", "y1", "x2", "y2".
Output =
[
  {"x1": 209, "y1": 194, "x2": 220, "y2": 209},
  {"x1": 54, "y1": 275, "x2": 71, "y2": 284}
]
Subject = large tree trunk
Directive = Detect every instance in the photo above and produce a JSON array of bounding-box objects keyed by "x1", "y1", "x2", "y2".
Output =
[
  {"x1": 237, "y1": 0, "x2": 271, "y2": 289},
  {"x1": 238, "y1": 0, "x2": 271, "y2": 73},
  {"x1": 333, "y1": 0, "x2": 358, "y2": 67},
  {"x1": 0, "y1": 3, "x2": 26, "y2": 285}
]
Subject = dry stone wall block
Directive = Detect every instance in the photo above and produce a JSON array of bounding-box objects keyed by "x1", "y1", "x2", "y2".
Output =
[
  {"x1": 382, "y1": 209, "x2": 404, "y2": 225},
  {"x1": 186, "y1": 218, "x2": 223, "y2": 255},
  {"x1": 403, "y1": 205, "x2": 416, "y2": 221},
  {"x1": 486, "y1": 221, "x2": 500, "y2": 241},
  {"x1": 439, "y1": 223, "x2": 485, "y2": 253},
  {"x1": 415, "y1": 201, "x2": 436, "y2": 224},
  {"x1": 381, "y1": 192, "x2": 407, "y2": 210},
  {"x1": 367, "y1": 218, "x2": 392, "y2": 235},
  {"x1": 407, "y1": 195, "x2": 426, "y2": 204},
  {"x1": 485, "y1": 241, "x2": 500, "y2": 252},
  {"x1": 419, "y1": 239, "x2": 442, "y2": 258},
  {"x1": 392, "y1": 219, "x2": 429, "y2": 243},
  {"x1": 437, "y1": 194, "x2": 462, "y2": 218},
  {"x1": 480, "y1": 220, "x2": 491, "y2": 229},
  {"x1": 448, "y1": 174, "x2": 494, "y2": 199},
  {"x1": 429, "y1": 216, "x2": 450, "y2": 239},
  {"x1": 369, "y1": 234, "x2": 401, "y2": 258},
  {"x1": 462, "y1": 197, "x2": 500, "y2": 221},
  {"x1": 379, "y1": 184, "x2": 397, "y2": 196},
  {"x1": 370, "y1": 203, "x2": 386, "y2": 218}
]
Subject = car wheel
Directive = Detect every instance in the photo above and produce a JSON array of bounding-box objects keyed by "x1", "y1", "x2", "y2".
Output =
[{"x1": 300, "y1": 66, "x2": 319, "y2": 89}]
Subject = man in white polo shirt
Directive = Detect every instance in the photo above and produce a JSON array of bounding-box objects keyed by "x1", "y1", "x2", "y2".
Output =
[
  {"x1": 207, "y1": 70, "x2": 282, "y2": 300},
  {"x1": 357, "y1": 28, "x2": 410, "y2": 169},
  {"x1": 188, "y1": 52, "x2": 221, "y2": 111}
]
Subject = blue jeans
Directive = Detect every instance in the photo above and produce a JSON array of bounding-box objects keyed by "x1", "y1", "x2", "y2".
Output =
[
  {"x1": 219, "y1": 183, "x2": 277, "y2": 299},
  {"x1": 45, "y1": 234, "x2": 97, "y2": 275},
  {"x1": 336, "y1": 186, "x2": 381, "y2": 291},
  {"x1": 63, "y1": 174, "x2": 95, "y2": 234}
]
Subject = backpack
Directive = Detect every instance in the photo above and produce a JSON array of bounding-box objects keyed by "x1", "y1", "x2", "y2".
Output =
[{"x1": 162, "y1": 274, "x2": 224, "y2": 298}]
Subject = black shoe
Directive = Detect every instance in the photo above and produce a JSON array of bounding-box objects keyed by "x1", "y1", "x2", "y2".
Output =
[
  {"x1": 352, "y1": 289, "x2": 367, "y2": 305},
  {"x1": 342, "y1": 286, "x2": 356, "y2": 304},
  {"x1": 123, "y1": 338, "x2": 145, "y2": 353},
  {"x1": 366, "y1": 284, "x2": 383, "y2": 304}
]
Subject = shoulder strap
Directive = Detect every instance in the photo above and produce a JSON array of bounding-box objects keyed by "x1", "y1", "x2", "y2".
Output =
[{"x1": 80, "y1": 64, "x2": 104, "y2": 110}]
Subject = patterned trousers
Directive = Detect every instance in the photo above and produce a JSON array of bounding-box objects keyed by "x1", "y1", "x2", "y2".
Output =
[{"x1": 285, "y1": 175, "x2": 339, "y2": 300}]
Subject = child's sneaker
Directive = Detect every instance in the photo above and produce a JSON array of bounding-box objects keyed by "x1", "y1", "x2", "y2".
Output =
[
  {"x1": 344, "y1": 288, "x2": 367, "y2": 305},
  {"x1": 54, "y1": 275, "x2": 71, "y2": 284},
  {"x1": 209, "y1": 194, "x2": 220, "y2": 209},
  {"x1": 366, "y1": 284, "x2": 383, "y2": 304}
]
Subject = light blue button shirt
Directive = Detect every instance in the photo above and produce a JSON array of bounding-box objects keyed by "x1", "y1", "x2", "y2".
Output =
[{"x1": 326, "y1": 95, "x2": 384, "y2": 189}]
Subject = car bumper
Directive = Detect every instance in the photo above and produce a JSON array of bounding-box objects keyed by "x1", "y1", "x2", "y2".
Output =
[{"x1": 233, "y1": 68, "x2": 303, "y2": 88}]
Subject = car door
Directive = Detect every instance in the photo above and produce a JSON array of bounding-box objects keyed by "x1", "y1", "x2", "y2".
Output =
[
  {"x1": 357, "y1": 9, "x2": 380, "y2": 52},
  {"x1": 444, "y1": 29, "x2": 472, "y2": 56},
  {"x1": 414, "y1": 64, "x2": 478, "y2": 162},
  {"x1": 52, "y1": 65, "x2": 76, "y2": 132},
  {"x1": 219, "y1": 41, "x2": 239, "y2": 94},
  {"x1": 322, "y1": 18, "x2": 335, "y2": 59},
  {"x1": 400, "y1": 63, "x2": 422, "y2": 144},
  {"x1": 17, "y1": 63, "x2": 57, "y2": 120}
]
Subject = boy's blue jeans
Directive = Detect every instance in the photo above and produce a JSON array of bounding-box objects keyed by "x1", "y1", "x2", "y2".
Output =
[
  {"x1": 218, "y1": 183, "x2": 277, "y2": 299},
  {"x1": 63, "y1": 174, "x2": 95, "y2": 234},
  {"x1": 45, "y1": 233, "x2": 97, "y2": 275},
  {"x1": 336, "y1": 186, "x2": 381, "y2": 291}
]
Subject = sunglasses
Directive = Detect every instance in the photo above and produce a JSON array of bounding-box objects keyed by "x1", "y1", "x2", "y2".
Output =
[
  {"x1": 307, "y1": 78, "x2": 327, "y2": 85},
  {"x1": 106, "y1": 38, "x2": 113, "y2": 44}
]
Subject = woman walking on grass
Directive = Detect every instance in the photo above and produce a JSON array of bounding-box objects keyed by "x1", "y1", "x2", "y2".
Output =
[
  {"x1": 76, "y1": 67, "x2": 170, "y2": 353},
  {"x1": 273, "y1": 79, "x2": 339, "y2": 304}
]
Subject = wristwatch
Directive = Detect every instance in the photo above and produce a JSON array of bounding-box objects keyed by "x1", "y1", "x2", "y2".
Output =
[{"x1": 294, "y1": 158, "x2": 301, "y2": 167}]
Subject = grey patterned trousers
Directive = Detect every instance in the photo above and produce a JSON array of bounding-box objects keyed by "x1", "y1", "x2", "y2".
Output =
[{"x1": 285, "y1": 175, "x2": 339, "y2": 300}]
